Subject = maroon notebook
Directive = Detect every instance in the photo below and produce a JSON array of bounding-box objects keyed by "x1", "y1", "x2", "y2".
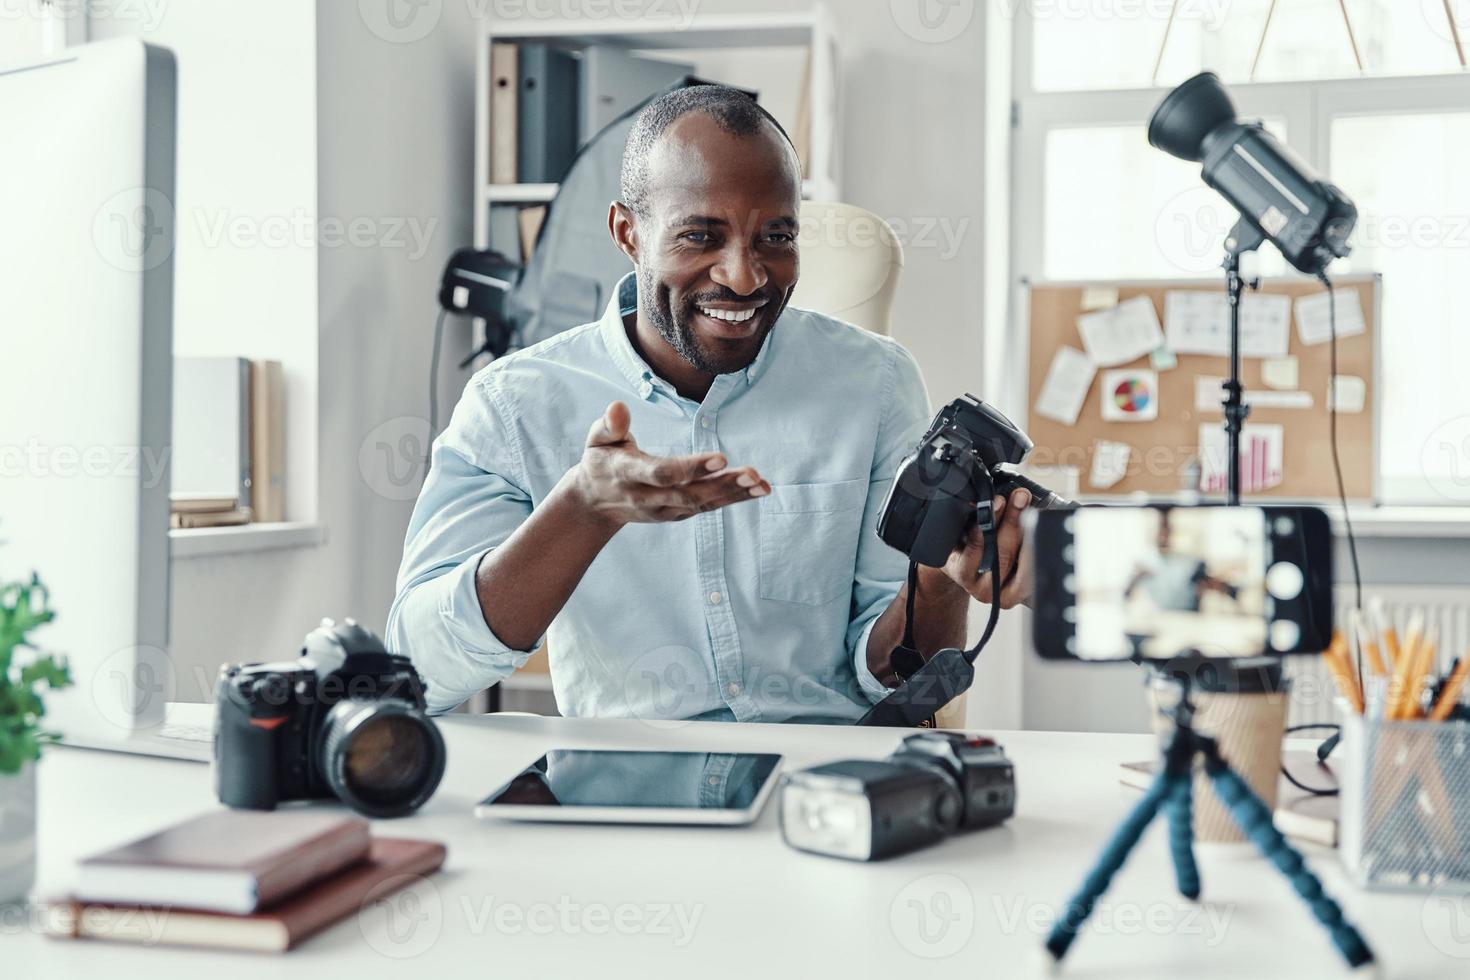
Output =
[
  {"x1": 75, "y1": 809, "x2": 371, "y2": 914},
  {"x1": 50, "y1": 837, "x2": 447, "y2": 952}
]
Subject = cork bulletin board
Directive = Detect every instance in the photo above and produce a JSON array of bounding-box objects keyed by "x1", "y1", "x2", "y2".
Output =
[{"x1": 1024, "y1": 274, "x2": 1379, "y2": 500}]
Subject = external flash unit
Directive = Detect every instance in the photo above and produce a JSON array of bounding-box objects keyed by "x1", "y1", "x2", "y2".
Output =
[{"x1": 1148, "y1": 72, "x2": 1356, "y2": 275}]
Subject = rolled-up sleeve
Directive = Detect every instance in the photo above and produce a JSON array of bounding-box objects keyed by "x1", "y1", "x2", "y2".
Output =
[
  {"x1": 847, "y1": 342, "x2": 932, "y2": 703},
  {"x1": 387, "y1": 378, "x2": 540, "y2": 713}
]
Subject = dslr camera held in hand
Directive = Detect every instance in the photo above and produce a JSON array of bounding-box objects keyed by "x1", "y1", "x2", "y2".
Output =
[
  {"x1": 779, "y1": 732, "x2": 1015, "y2": 861},
  {"x1": 877, "y1": 394, "x2": 1068, "y2": 567},
  {"x1": 215, "y1": 618, "x2": 447, "y2": 818}
]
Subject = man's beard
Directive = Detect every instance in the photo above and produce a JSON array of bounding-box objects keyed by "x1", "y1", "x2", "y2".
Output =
[{"x1": 640, "y1": 266, "x2": 776, "y2": 377}]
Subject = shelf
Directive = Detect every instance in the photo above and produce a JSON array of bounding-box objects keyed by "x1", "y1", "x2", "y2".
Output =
[
  {"x1": 170, "y1": 521, "x2": 326, "y2": 559},
  {"x1": 484, "y1": 11, "x2": 824, "y2": 49},
  {"x1": 486, "y1": 183, "x2": 558, "y2": 203},
  {"x1": 484, "y1": 178, "x2": 836, "y2": 209}
]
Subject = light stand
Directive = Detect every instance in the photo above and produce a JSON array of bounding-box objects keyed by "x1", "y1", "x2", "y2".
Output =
[
  {"x1": 1043, "y1": 655, "x2": 1375, "y2": 970},
  {"x1": 1221, "y1": 218, "x2": 1264, "y2": 505}
]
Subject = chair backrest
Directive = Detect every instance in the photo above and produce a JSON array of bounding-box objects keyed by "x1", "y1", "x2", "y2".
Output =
[{"x1": 789, "y1": 201, "x2": 904, "y2": 336}]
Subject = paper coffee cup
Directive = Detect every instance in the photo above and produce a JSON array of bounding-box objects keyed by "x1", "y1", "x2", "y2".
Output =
[{"x1": 1149, "y1": 657, "x2": 1290, "y2": 844}]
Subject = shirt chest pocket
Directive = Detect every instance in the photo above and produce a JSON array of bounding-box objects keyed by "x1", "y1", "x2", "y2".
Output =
[{"x1": 758, "y1": 479, "x2": 868, "y2": 606}]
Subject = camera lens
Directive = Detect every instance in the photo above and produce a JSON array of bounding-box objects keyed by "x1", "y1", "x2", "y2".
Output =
[{"x1": 319, "y1": 699, "x2": 446, "y2": 818}]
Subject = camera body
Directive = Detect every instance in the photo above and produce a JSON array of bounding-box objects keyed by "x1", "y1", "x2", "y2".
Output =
[
  {"x1": 215, "y1": 618, "x2": 446, "y2": 818},
  {"x1": 779, "y1": 732, "x2": 1015, "y2": 861},
  {"x1": 878, "y1": 395, "x2": 1061, "y2": 567},
  {"x1": 888, "y1": 731, "x2": 1016, "y2": 830}
]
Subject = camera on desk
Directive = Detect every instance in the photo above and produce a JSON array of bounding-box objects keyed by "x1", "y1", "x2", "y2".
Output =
[
  {"x1": 214, "y1": 618, "x2": 447, "y2": 818},
  {"x1": 778, "y1": 732, "x2": 1015, "y2": 861}
]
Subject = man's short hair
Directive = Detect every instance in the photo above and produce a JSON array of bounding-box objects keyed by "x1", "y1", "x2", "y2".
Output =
[{"x1": 618, "y1": 84, "x2": 796, "y2": 219}]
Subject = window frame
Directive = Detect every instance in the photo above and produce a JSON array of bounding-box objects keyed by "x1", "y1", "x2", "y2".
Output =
[{"x1": 1007, "y1": 3, "x2": 1470, "y2": 504}]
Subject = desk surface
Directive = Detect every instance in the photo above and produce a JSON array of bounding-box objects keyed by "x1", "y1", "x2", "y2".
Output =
[{"x1": 14, "y1": 713, "x2": 1467, "y2": 979}]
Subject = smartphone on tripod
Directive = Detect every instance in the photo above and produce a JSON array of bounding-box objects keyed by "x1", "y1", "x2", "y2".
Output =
[{"x1": 1030, "y1": 504, "x2": 1333, "y2": 662}]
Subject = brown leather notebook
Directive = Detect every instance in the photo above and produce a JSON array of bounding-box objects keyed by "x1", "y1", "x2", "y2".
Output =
[
  {"x1": 76, "y1": 809, "x2": 371, "y2": 914},
  {"x1": 49, "y1": 837, "x2": 446, "y2": 952}
]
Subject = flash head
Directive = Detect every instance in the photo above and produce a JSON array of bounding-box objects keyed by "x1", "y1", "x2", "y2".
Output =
[
  {"x1": 1146, "y1": 71, "x2": 1236, "y2": 163},
  {"x1": 1147, "y1": 72, "x2": 1356, "y2": 276}
]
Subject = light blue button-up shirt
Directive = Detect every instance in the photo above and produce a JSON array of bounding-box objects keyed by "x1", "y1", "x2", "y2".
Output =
[{"x1": 388, "y1": 273, "x2": 932, "y2": 722}]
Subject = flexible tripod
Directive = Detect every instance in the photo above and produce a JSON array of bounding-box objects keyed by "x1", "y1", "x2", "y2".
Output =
[{"x1": 1044, "y1": 665, "x2": 1375, "y2": 969}]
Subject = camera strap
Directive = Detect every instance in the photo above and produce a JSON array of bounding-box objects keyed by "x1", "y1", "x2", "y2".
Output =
[{"x1": 887, "y1": 527, "x2": 1010, "y2": 680}]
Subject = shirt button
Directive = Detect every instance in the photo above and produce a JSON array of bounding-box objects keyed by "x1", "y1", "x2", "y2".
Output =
[
  {"x1": 638, "y1": 381, "x2": 653, "y2": 398},
  {"x1": 708, "y1": 591, "x2": 722, "y2": 605},
  {"x1": 727, "y1": 682, "x2": 742, "y2": 697},
  {"x1": 707, "y1": 776, "x2": 720, "y2": 786},
  {"x1": 700, "y1": 417, "x2": 711, "y2": 429}
]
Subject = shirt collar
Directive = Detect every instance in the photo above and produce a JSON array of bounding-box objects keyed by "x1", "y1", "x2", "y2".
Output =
[{"x1": 598, "y1": 272, "x2": 776, "y2": 400}]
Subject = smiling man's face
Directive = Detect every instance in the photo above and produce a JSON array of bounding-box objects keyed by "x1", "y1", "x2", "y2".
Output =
[{"x1": 615, "y1": 111, "x2": 802, "y2": 380}]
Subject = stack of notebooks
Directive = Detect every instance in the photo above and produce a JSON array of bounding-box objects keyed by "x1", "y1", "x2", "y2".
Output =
[
  {"x1": 47, "y1": 810, "x2": 445, "y2": 952},
  {"x1": 170, "y1": 495, "x2": 252, "y2": 529}
]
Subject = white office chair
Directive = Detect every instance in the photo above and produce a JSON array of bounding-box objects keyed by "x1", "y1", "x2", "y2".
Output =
[
  {"x1": 788, "y1": 202, "x2": 967, "y2": 731},
  {"x1": 790, "y1": 200, "x2": 903, "y2": 335}
]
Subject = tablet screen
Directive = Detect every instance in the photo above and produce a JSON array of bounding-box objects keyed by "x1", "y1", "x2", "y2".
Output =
[{"x1": 478, "y1": 750, "x2": 783, "y2": 811}]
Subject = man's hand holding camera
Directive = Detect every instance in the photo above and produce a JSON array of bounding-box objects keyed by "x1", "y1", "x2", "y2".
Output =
[{"x1": 935, "y1": 488, "x2": 1033, "y2": 610}]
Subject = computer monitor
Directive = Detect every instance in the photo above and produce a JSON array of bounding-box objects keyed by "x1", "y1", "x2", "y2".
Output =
[{"x1": 0, "y1": 39, "x2": 177, "y2": 748}]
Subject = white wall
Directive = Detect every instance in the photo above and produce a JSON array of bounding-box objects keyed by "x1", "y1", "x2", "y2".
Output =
[
  {"x1": 91, "y1": 0, "x2": 320, "y2": 524},
  {"x1": 95, "y1": 0, "x2": 1024, "y2": 726},
  {"x1": 97, "y1": 0, "x2": 479, "y2": 698}
]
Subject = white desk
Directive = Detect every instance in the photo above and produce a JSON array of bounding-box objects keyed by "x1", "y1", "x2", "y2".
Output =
[{"x1": 13, "y1": 713, "x2": 1467, "y2": 978}]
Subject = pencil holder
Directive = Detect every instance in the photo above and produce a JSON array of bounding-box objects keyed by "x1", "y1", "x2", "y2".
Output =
[{"x1": 1340, "y1": 709, "x2": 1470, "y2": 891}]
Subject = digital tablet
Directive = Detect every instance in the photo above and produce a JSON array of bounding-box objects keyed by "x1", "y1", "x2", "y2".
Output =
[{"x1": 473, "y1": 749, "x2": 784, "y2": 825}]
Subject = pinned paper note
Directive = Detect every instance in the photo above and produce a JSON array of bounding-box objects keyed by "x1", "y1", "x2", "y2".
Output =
[
  {"x1": 1164, "y1": 291, "x2": 1230, "y2": 356},
  {"x1": 1194, "y1": 377, "x2": 1312, "y2": 412},
  {"x1": 1198, "y1": 423, "x2": 1284, "y2": 494},
  {"x1": 1295, "y1": 289, "x2": 1366, "y2": 346},
  {"x1": 1329, "y1": 374, "x2": 1366, "y2": 413},
  {"x1": 1261, "y1": 356, "x2": 1298, "y2": 390},
  {"x1": 1089, "y1": 440, "x2": 1131, "y2": 489},
  {"x1": 1034, "y1": 346, "x2": 1096, "y2": 426},
  {"x1": 1077, "y1": 296, "x2": 1163, "y2": 367},
  {"x1": 1101, "y1": 369, "x2": 1159, "y2": 422},
  {"x1": 1164, "y1": 290, "x2": 1291, "y2": 358},
  {"x1": 1240, "y1": 293, "x2": 1291, "y2": 358},
  {"x1": 1150, "y1": 347, "x2": 1177, "y2": 371},
  {"x1": 1081, "y1": 286, "x2": 1120, "y2": 311}
]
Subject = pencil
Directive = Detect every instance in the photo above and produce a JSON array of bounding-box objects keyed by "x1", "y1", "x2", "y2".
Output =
[
  {"x1": 1371, "y1": 598, "x2": 1402, "y2": 669},
  {"x1": 1407, "y1": 633, "x2": 1439, "y2": 720},
  {"x1": 1387, "y1": 612, "x2": 1424, "y2": 720},
  {"x1": 1351, "y1": 608, "x2": 1388, "y2": 676},
  {"x1": 1323, "y1": 630, "x2": 1364, "y2": 714},
  {"x1": 1429, "y1": 653, "x2": 1470, "y2": 722}
]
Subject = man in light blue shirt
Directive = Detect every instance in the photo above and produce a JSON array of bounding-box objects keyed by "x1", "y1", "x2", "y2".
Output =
[{"x1": 388, "y1": 86, "x2": 1030, "y2": 722}]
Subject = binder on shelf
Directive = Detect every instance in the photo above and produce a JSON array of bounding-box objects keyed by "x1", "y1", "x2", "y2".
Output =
[
  {"x1": 490, "y1": 43, "x2": 519, "y2": 183},
  {"x1": 172, "y1": 357, "x2": 252, "y2": 507},
  {"x1": 250, "y1": 359, "x2": 285, "y2": 523},
  {"x1": 518, "y1": 205, "x2": 546, "y2": 263},
  {"x1": 579, "y1": 45, "x2": 691, "y2": 145},
  {"x1": 517, "y1": 43, "x2": 579, "y2": 184}
]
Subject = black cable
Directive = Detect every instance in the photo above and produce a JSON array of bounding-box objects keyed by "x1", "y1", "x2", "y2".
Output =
[
  {"x1": 1319, "y1": 273, "x2": 1365, "y2": 696},
  {"x1": 427, "y1": 307, "x2": 450, "y2": 461},
  {"x1": 1281, "y1": 723, "x2": 1341, "y2": 797}
]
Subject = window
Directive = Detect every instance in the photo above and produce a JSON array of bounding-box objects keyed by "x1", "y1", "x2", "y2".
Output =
[
  {"x1": 1029, "y1": 0, "x2": 1470, "y2": 92},
  {"x1": 1330, "y1": 111, "x2": 1470, "y2": 499},
  {"x1": 1013, "y1": 1, "x2": 1470, "y2": 503},
  {"x1": 1042, "y1": 121, "x2": 1288, "y2": 280}
]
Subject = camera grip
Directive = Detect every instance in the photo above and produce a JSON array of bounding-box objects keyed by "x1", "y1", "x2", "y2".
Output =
[
  {"x1": 857, "y1": 649, "x2": 975, "y2": 728},
  {"x1": 214, "y1": 712, "x2": 282, "y2": 810}
]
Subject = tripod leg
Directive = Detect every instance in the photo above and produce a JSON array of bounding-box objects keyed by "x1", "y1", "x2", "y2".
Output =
[
  {"x1": 1165, "y1": 775, "x2": 1201, "y2": 900},
  {"x1": 1204, "y1": 756, "x2": 1375, "y2": 969},
  {"x1": 1045, "y1": 770, "x2": 1173, "y2": 964}
]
